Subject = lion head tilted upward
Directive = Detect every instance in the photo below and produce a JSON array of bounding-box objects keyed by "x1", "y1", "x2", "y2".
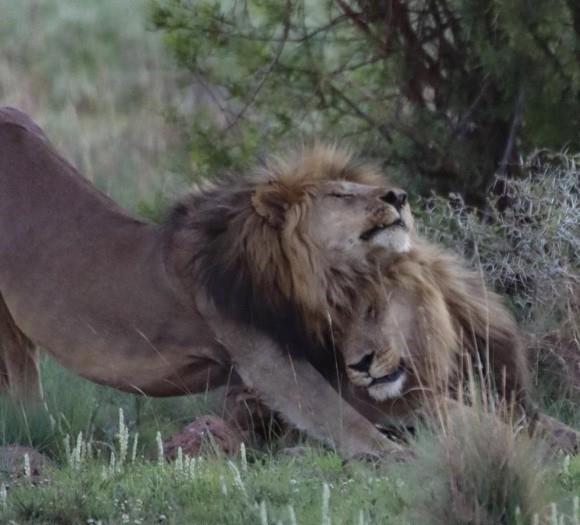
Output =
[{"x1": 169, "y1": 145, "x2": 413, "y2": 363}]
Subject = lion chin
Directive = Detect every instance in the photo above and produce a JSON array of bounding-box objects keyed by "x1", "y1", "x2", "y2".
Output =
[
  {"x1": 371, "y1": 228, "x2": 411, "y2": 253},
  {"x1": 368, "y1": 372, "x2": 408, "y2": 401}
]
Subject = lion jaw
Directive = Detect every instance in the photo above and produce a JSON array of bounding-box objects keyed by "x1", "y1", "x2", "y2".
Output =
[
  {"x1": 370, "y1": 228, "x2": 411, "y2": 253},
  {"x1": 367, "y1": 371, "x2": 407, "y2": 401}
]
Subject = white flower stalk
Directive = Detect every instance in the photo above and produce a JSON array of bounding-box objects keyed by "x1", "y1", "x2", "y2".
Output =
[
  {"x1": 240, "y1": 442, "x2": 247, "y2": 472},
  {"x1": 23, "y1": 453, "x2": 31, "y2": 479},
  {"x1": 562, "y1": 455, "x2": 571, "y2": 476},
  {"x1": 0, "y1": 482, "x2": 7, "y2": 509},
  {"x1": 228, "y1": 460, "x2": 248, "y2": 498},
  {"x1": 117, "y1": 408, "x2": 129, "y2": 467},
  {"x1": 259, "y1": 501, "x2": 268, "y2": 525},
  {"x1": 85, "y1": 439, "x2": 93, "y2": 462},
  {"x1": 109, "y1": 450, "x2": 116, "y2": 475},
  {"x1": 288, "y1": 505, "x2": 298, "y2": 525},
  {"x1": 72, "y1": 431, "x2": 83, "y2": 470},
  {"x1": 550, "y1": 503, "x2": 558, "y2": 525},
  {"x1": 63, "y1": 434, "x2": 72, "y2": 466},
  {"x1": 156, "y1": 431, "x2": 164, "y2": 467},
  {"x1": 175, "y1": 447, "x2": 184, "y2": 474},
  {"x1": 187, "y1": 457, "x2": 197, "y2": 480},
  {"x1": 131, "y1": 432, "x2": 139, "y2": 463},
  {"x1": 321, "y1": 482, "x2": 331, "y2": 525},
  {"x1": 220, "y1": 474, "x2": 228, "y2": 496}
]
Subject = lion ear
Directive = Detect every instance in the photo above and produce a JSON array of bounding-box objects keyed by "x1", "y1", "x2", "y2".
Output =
[{"x1": 252, "y1": 181, "x2": 304, "y2": 229}]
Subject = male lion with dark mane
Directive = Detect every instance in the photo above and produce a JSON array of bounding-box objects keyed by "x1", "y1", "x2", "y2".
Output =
[{"x1": 0, "y1": 107, "x2": 415, "y2": 460}]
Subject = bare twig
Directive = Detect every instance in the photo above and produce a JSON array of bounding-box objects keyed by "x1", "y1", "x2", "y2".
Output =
[
  {"x1": 497, "y1": 86, "x2": 525, "y2": 177},
  {"x1": 222, "y1": 1, "x2": 292, "y2": 133},
  {"x1": 441, "y1": 76, "x2": 490, "y2": 156},
  {"x1": 328, "y1": 83, "x2": 392, "y2": 142},
  {"x1": 334, "y1": 0, "x2": 389, "y2": 54}
]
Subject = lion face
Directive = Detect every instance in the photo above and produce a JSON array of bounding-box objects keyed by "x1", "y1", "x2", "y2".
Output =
[
  {"x1": 185, "y1": 145, "x2": 418, "y2": 352},
  {"x1": 305, "y1": 182, "x2": 414, "y2": 259},
  {"x1": 342, "y1": 290, "x2": 410, "y2": 402},
  {"x1": 342, "y1": 257, "x2": 460, "y2": 404}
]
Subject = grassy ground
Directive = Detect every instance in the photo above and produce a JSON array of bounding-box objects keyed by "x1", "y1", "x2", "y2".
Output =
[
  {"x1": 1, "y1": 408, "x2": 579, "y2": 524},
  {"x1": 0, "y1": 1, "x2": 579, "y2": 524}
]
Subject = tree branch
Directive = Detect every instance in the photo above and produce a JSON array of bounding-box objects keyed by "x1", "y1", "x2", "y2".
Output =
[
  {"x1": 497, "y1": 86, "x2": 525, "y2": 177},
  {"x1": 222, "y1": 2, "x2": 292, "y2": 133},
  {"x1": 328, "y1": 83, "x2": 392, "y2": 142}
]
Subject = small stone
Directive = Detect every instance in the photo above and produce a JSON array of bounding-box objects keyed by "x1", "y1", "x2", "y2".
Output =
[
  {"x1": 0, "y1": 445, "x2": 52, "y2": 484},
  {"x1": 163, "y1": 415, "x2": 244, "y2": 460}
]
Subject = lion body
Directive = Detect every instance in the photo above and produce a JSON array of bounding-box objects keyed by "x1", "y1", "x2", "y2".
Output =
[
  {"x1": 0, "y1": 107, "x2": 414, "y2": 459},
  {"x1": 0, "y1": 108, "x2": 230, "y2": 397}
]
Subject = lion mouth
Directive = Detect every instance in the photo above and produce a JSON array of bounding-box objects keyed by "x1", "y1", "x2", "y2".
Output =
[
  {"x1": 360, "y1": 218, "x2": 405, "y2": 241},
  {"x1": 367, "y1": 366, "x2": 407, "y2": 400}
]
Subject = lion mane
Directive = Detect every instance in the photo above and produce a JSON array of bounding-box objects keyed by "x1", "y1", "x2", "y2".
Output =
[
  {"x1": 168, "y1": 146, "x2": 387, "y2": 362},
  {"x1": 342, "y1": 240, "x2": 580, "y2": 452},
  {"x1": 342, "y1": 239, "x2": 531, "y2": 422}
]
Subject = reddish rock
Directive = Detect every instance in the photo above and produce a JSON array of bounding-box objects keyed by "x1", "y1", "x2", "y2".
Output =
[
  {"x1": 163, "y1": 415, "x2": 244, "y2": 459},
  {"x1": 0, "y1": 445, "x2": 51, "y2": 483}
]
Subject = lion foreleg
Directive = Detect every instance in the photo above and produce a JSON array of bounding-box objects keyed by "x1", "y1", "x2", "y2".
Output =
[
  {"x1": 0, "y1": 296, "x2": 42, "y2": 402},
  {"x1": 204, "y1": 312, "x2": 404, "y2": 460},
  {"x1": 223, "y1": 383, "x2": 289, "y2": 447}
]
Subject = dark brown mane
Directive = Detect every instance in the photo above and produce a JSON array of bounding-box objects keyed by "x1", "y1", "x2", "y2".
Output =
[{"x1": 166, "y1": 145, "x2": 385, "y2": 367}]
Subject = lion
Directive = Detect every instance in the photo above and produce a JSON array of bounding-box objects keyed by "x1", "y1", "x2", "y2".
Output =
[
  {"x1": 338, "y1": 241, "x2": 580, "y2": 451},
  {"x1": 0, "y1": 107, "x2": 414, "y2": 460}
]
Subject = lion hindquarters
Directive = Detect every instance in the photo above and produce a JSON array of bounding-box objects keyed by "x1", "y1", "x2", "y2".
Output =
[{"x1": 0, "y1": 294, "x2": 42, "y2": 401}]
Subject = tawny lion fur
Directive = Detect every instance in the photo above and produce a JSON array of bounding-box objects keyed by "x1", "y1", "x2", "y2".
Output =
[
  {"x1": 343, "y1": 242, "x2": 527, "y2": 409},
  {"x1": 0, "y1": 107, "x2": 415, "y2": 460}
]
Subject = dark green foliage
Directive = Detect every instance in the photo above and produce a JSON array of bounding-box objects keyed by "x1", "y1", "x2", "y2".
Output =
[{"x1": 150, "y1": 0, "x2": 580, "y2": 203}]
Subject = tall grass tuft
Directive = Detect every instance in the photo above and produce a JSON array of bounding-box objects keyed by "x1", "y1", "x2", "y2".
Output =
[{"x1": 404, "y1": 404, "x2": 550, "y2": 525}]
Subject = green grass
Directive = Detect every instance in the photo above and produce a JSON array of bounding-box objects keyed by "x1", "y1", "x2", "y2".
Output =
[
  {"x1": 0, "y1": 359, "x2": 217, "y2": 463},
  {"x1": 1, "y1": 421, "x2": 579, "y2": 525},
  {"x1": 0, "y1": 1, "x2": 579, "y2": 524}
]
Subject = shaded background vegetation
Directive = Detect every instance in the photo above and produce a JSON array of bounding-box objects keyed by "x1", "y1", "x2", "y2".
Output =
[
  {"x1": 0, "y1": 1, "x2": 579, "y2": 524},
  {"x1": 151, "y1": 0, "x2": 580, "y2": 205}
]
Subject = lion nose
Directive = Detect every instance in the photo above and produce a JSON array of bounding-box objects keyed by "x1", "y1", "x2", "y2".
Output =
[
  {"x1": 381, "y1": 189, "x2": 407, "y2": 210},
  {"x1": 348, "y1": 352, "x2": 374, "y2": 373}
]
